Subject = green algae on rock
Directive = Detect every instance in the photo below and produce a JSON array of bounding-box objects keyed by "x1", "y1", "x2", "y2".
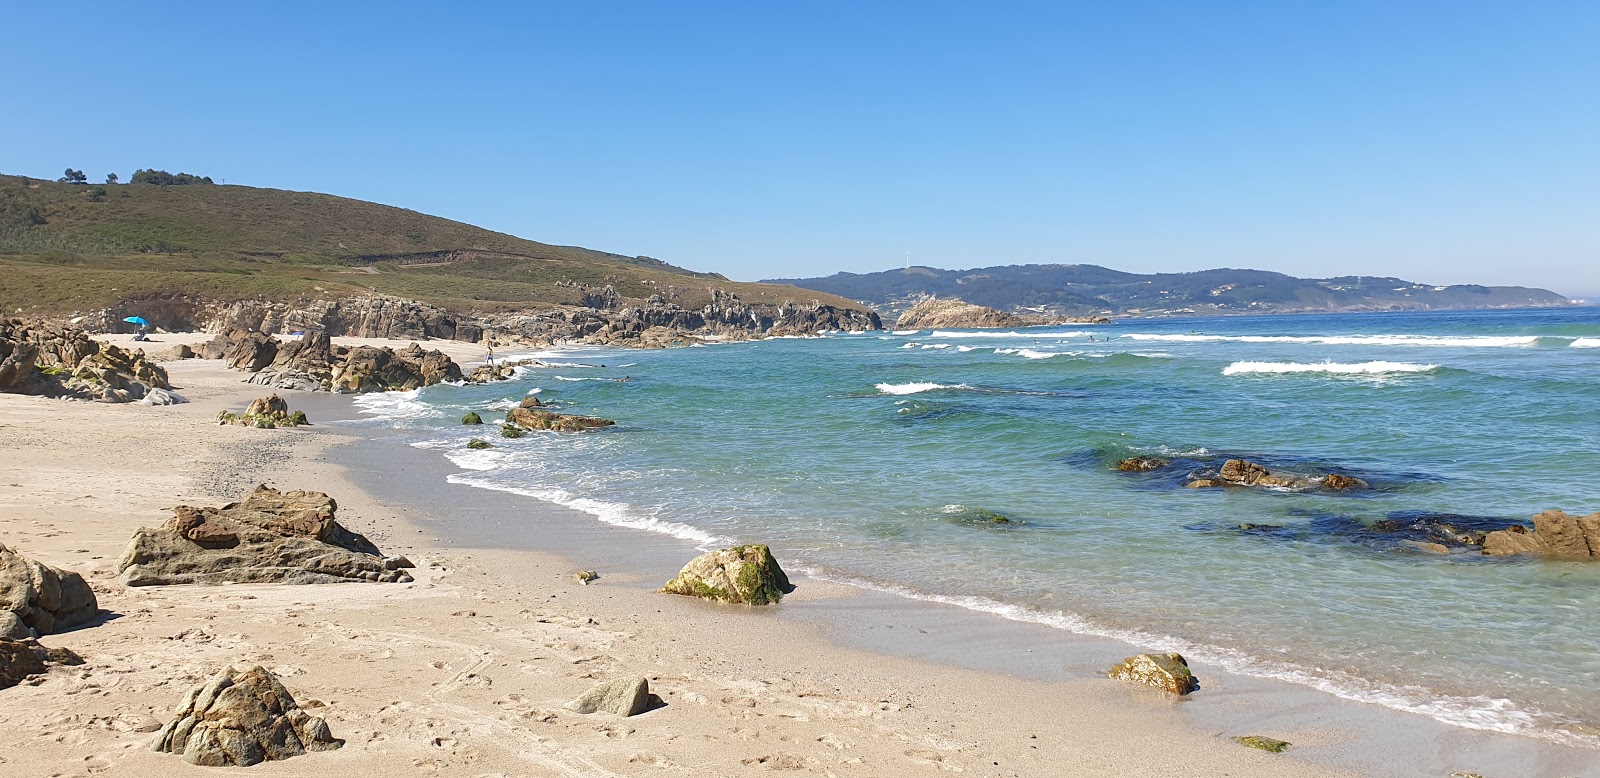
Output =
[
  {"x1": 499, "y1": 424, "x2": 524, "y2": 439},
  {"x1": 661, "y1": 545, "x2": 794, "y2": 605},
  {"x1": 466, "y1": 438, "x2": 492, "y2": 450},
  {"x1": 1232, "y1": 735, "x2": 1290, "y2": 753},
  {"x1": 462, "y1": 411, "x2": 483, "y2": 425},
  {"x1": 1107, "y1": 652, "x2": 1199, "y2": 695}
]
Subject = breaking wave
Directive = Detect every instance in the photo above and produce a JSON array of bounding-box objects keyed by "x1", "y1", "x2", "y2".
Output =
[{"x1": 1223, "y1": 361, "x2": 1440, "y2": 376}]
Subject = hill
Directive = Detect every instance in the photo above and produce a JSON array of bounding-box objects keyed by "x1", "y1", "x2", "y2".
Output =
[
  {"x1": 0, "y1": 174, "x2": 877, "y2": 340},
  {"x1": 766, "y1": 264, "x2": 1568, "y2": 319}
]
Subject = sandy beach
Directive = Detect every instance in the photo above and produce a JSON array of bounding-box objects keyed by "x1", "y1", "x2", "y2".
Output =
[{"x1": 1, "y1": 339, "x2": 1592, "y2": 777}]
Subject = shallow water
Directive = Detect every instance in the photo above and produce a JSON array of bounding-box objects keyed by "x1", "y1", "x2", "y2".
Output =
[{"x1": 354, "y1": 307, "x2": 1600, "y2": 745}]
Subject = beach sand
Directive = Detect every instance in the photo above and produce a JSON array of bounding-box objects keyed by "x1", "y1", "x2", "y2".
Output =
[{"x1": 0, "y1": 340, "x2": 1588, "y2": 776}]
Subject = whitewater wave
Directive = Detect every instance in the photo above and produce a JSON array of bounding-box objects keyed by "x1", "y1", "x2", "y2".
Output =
[
  {"x1": 1223, "y1": 361, "x2": 1439, "y2": 376},
  {"x1": 929, "y1": 330, "x2": 1084, "y2": 339},
  {"x1": 875, "y1": 382, "x2": 972, "y2": 395},
  {"x1": 1126, "y1": 333, "x2": 1538, "y2": 348},
  {"x1": 789, "y1": 564, "x2": 1572, "y2": 745},
  {"x1": 1571, "y1": 338, "x2": 1600, "y2": 348},
  {"x1": 995, "y1": 348, "x2": 1057, "y2": 359},
  {"x1": 350, "y1": 388, "x2": 430, "y2": 422},
  {"x1": 445, "y1": 472, "x2": 727, "y2": 547},
  {"x1": 891, "y1": 329, "x2": 922, "y2": 335}
]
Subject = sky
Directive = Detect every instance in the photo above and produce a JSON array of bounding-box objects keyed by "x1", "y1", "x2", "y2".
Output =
[{"x1": 5, "y1": 2, "x2": 1598, "y2": 295}]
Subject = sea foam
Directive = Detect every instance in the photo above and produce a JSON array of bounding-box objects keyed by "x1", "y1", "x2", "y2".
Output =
[
  {"x1": 1127, "y1": 333, "x2": 1538, "y2": 348},
  {"x1": 1223, "y1": 360, "x2": 1439, "y2": 376},
  {"x1": 875, "y1": 382, "x2": 971, "y2": 395},
  {"x1": 1571, "y1": 337, "x2": 1600, "y2": 348}
]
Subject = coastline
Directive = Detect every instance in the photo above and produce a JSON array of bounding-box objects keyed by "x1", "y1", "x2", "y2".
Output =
[{"x1": 0, "y1": 346, "x2": 1593, "y2": 776}]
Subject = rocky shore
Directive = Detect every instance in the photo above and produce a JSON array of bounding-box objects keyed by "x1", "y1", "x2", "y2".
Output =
[{"x1": 894, "y1": 297, "x2": 1110, "y2": 329}]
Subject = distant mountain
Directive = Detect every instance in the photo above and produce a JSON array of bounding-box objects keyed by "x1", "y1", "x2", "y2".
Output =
[{"x1": 767, "y1": 264, "x2": 1569, "y2": 318}]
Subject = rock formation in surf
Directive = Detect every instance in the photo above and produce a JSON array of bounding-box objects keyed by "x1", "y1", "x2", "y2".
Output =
[
  {"x1": 1107, "y1": 652, "x2": 1199, "y2": 695},
  {"x1": 1481, "y1": 510, "x2": 1600, "y2": 558},
  {"x1": 661, "y1": 545, "x2": 794, "y2": 605},
  {"x1": 0, "y1": 543, "x2": 99, "y2": 637},
  {"x1": 1183, "y1": 458, "x2": 1367, "y2": 492},
  {"x1": 152, "y1": 665, "x2": 342, "y2": 766},
  {"x1": 0, "y1": 318, "x2": 170, "y2": 402},
  {"x1": 505, "y1": 395, "x2": 614, "y2": 433},
  {"x1": 116, "y1": 485, "x2": 414, "y2": 585}
]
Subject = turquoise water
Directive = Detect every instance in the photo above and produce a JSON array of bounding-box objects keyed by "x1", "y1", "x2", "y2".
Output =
[{"x1": 355, "y1": 307, "x2": 1600, "y2": 744}]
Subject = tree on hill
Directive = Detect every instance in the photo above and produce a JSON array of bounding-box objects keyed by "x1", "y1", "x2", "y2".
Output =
[
  {"x1": 130, "y1": 169, "x2": 215, "y2": 186},
  {"x1": 106, "y1": 173, "x2": 119, "y2": 184},
  {"x1": 58, "y1": 168, "x2": 88, "y2": 184}
]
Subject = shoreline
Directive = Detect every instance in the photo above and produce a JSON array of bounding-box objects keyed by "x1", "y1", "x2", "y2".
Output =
[{"x1": 0, "y1": 345, "x2": 1592, "y2": 775}]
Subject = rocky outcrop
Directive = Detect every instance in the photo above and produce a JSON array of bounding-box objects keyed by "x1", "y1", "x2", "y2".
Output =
[
  {"x1": 0, "y1": 543, "x2": 99, "y2": 636},
  {"x1": 218, "y1": 394, "x2": 309, "y2": 428},
  {"x1": 116, "y1": 485, "x2": 414, "y2": 585},
  {"x1": 660, "y1": 545, "x2": 793, "y2": 605},
  {"x1": 480, "y1": 289, "x2": 881, "y2": 347},
  {"x1": 1115, "y1": 457, "x2": 1167, "y2": 472},
  {"x1": 1481, "y1": 510, "x2": 1600, "y2": 558},
  {"x1": 1107, "y1": 652, "x2": 1199, "y2": 695},
  {"x1": 565, "y1": 676, "x2": 651, "y2": 716},
  {"x1": 1185, "y1": 459, "x2": 1367, "y2": 492},
  {"x1": 895, "y1": 298, "x2": 1029, "y2": 329},
  {"x1": 894, "y1": 297, "x2": 1112, "y2": 329},
  {"x1": 506, "y1": 405, "x2": 615, "y2": 432},
  {"x1": 199, "y1": 330, "x2": 463, "y2": 393},
  {"x1": 1, "y1": 638, "x2": 84, "y2": 689},
  {"x1": 152, "y1": 665, "x2": 341, "y2": 766},
  {"x1": 0, "y1": 319, "x2": 170, "y2": 402}
]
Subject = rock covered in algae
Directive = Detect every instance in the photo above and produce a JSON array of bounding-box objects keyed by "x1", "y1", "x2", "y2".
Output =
[
  {"x1": 152, "y1": 665, "x2": 341, "y2": 766},
  {"x1": 1232, "y1": 735, "x2": 1290, "y2": 753},
  {"x1": 660, "y1": 545, "x2": 794, "y2": 605},
  {"x1": 1107, "y1": 652, "x2": 1199, "y2": 695}
]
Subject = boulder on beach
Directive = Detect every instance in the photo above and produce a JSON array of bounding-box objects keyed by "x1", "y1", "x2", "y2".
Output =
[
  {"x1": 152, "y1": 665, "x2": 342, "y2": 766},
  {"x1": 564, "y1": 675, "x2": 651, "y2": 716},
  {"x1": 1481, "y1": 510, "x2": 1600, "y2": 558},
  {"x1": 506, "y1": 405, "x2": 614, "y2": 432},
  {"x1": 0, "y1": 543, "x2": 99, "y2": 636},
  {"x1": 217, "y1": 394, "x2": 308, "y2": 428},
  {"x1": 660, "y1": 545, "x2": 794, "y2": 605},
  {"x1": 1232, "y1": 735, "x2": 1290, "y2": 753},
  {"x1": 1107, "y1": 652, "x2": 1199, "y2": 695},
  {"x1": 0, "y1": 637, "x2": 84, "y2": 690},
  {"x1": 1, "y1": 318, "x2": 170, "y2": 402},
  {"x1": 116, "y1": 485, "x2": 413, "y2": 586}
]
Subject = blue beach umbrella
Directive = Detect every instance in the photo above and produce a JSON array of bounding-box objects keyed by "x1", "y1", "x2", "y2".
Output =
[{"x1": 122, "y1": 316, "x2": 149, "y2": 326}]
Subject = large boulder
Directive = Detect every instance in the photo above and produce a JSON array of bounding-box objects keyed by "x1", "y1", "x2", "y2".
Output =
[
  {"x1": 506, "y1": 406, "x2": 615, "y2": 432},
  {"x1": 1108, "y1": 652, "x2": 1199, "y2": 695},
  {"x1": 564, "y1": 676, "x2": 651, "y2": 716},
  {"x1": 660, "y1": 545, "x2": 794, "y2": 605},
  {"x1": 1482, "y1": 510, "x2": 1600, "y2": 558},
  {"x1": 328, "y1": 343, "x2": 463, "y2": 393},
  {"x1": 0, "y1": 543, "x2": 99, "y2": 635},
  {"x1": 116, "y1": 485, "x2": 413, "y2": 585},
  {"x1": 0, "y1": 319, "x2": 170, "y2": 402},
  {"x1": 152, "y1": 665, "x2": 341, "y2": 766}
]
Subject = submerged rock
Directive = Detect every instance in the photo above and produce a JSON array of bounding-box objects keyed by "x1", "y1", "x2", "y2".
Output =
[
  {"x1": 152, "y1": 665, "x2": 341, "y2": 766},
  {"x1": 1185, "y1": 458, "x2": 1360, "y2": 492},
  {"x1": 0, "y1": 543, "x2": 99, "y2": 635},
  {"x1": 1114, "y1": 457, "x2": 1167, "y2": 472},
  {"x1": 1482, "y1": 510, "x2": 1600, "y2": 558},
  {"x1": 564, "y1": 676, "x2": 650, "y2": 716},
  {"x1": 466, "y1": 438, "x2": 492, "y2": 450},
  {"x1": 661, "y1": 545, "x2": 794, "y2": 605},
  {"x1": 1107, "y1": 652, "x2": 1198, "y2": 695},
  {"x1": 116, "y1": 485, "x2": 412, "y2": 585}
]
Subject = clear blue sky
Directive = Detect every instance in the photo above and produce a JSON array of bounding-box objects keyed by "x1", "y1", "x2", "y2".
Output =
[{"x1": 6, "y1": 2, "x2": 1597, "y2": 294}]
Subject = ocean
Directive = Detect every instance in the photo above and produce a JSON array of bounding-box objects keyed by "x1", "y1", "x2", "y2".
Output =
[{"x1": 351, "y1": 306, "x2": 1600, "y2": 747}]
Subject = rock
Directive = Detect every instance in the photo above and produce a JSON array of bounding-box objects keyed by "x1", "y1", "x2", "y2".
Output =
[
  {"x1": 1115, "y1": 457, "x2": 1167, "y2": 472},
  {"x1": 0, "y1": 543, "x2": 99, "y2": 635},
  {"x1": 138, "y1": 387, "x2": 189, "y2": 406},
  {"x1": 1321, "y1": 473, "x2": 1367, "y2": 490},
  {"x1": 564, "y1": 676, "x2": 650, "y2": 716},
  {"x1": 519, "y1": 394, "x2": 544, "y2": 408},
  {"x1": 1232, "y1": 735, "x2": 1290, "y2": 753},
  {"x1": 219, "y1": 395, "x2": 308, "y2": 428},
  {"x1": 1482, "y1": 510, "x2": 1600, "y2": 558},
  {"x1": 246, "y1": 394, "x2": 289, "y2": 417},
  {"x1": 660, "y1": 545, "x2": 794, "y2": 605},
  {"x1": 500, "y1": 424, "x2": 524, "y2": 439},
  {"x1": 573, "y1": 570, "x2": 598, "y2": 584},
  {"x1": 382, "y1": 555, "x2": 414, "y2": 570},
  {"x1": 895, "y1": 298, "x2": 1029, "y2": 329},
  {"x1": 462, "y1": 411, "x2": 483, "y2": 425},
  {"x1": 1219, "y1": 459, "x2": 1269, "y2": 484},
  {"x1": 1185, "y1": 478, "x2": 1226, "y2": 489},
  {"x1": 152, "y1": 665, "x2": 341, "y2": 766},
  {"x1": 0, "y1": 611, "x2": 33, "y2": 640},
  {"x1": 0, "y1": 638, "x2": 47, "y2": 689},
  {"x1": 116, "y1": 485, "x2": 413, "y2": 585},
  {"x1": 329, "y1": 342, "x2": 463, "y2": 393},
  {"x1": 0, "y1": 319, "x2": 170, "y2": 402},
  {"x1": 1185, "y1": 459, "x2": 1321, "y2": 491},
  {"x1": 466, "y1": 438, "x2": 492, "y2": 450},
  {"x1": 153, "y1": 344, "x2": 194, "y2": 361},
  {"x1": 1405, "y1": 541, "x2": 1453, "y2": 554},
  {"x1": 506, "y1": 406, "x2": 615, "y2": 432},
  {"x1": 1107, "y1": 652, "x2": 1199, "y2": 695}
]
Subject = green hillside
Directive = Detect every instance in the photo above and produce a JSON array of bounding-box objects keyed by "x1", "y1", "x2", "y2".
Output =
[{"x1": 0, "y1": 174, "x2": 861, "y2": 317}]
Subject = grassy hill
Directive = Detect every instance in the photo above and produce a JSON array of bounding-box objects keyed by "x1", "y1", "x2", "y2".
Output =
[
  {"x1": 0, "y1": 174, "x2": 863, "y2": 318},
  {"x1": 768, "y1": 263, "x2": 1569, "y2": 318}
]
